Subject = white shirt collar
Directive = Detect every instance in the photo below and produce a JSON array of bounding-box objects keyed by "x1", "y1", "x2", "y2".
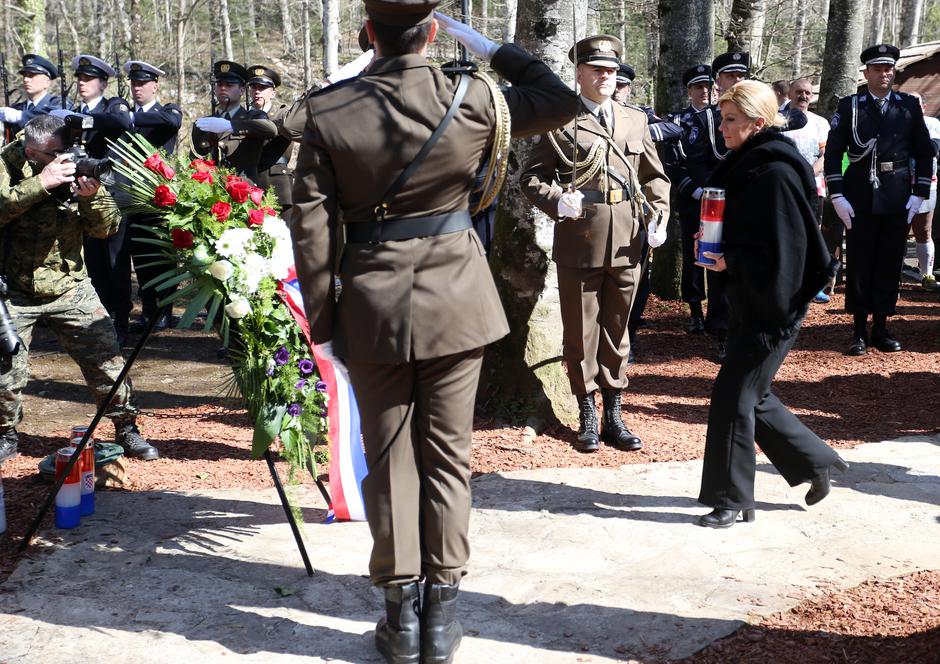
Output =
[
  {"x1": 137, "y1": 99, "x2": 158, "y2": 113},
  {"x1": 28, "y1": 92, "x2": 49, "y2": 106},
  {"x1": 82, "y1": 96, "x2": 103, "y2": 112},
  {"x1": 579, "y1": 94, "x2": 612, "y2": 118}
]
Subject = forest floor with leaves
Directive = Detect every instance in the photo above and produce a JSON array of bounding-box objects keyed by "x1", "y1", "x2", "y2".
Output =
[{"x1": 0, "y1": 285, "x2": 937, "y2": 661}]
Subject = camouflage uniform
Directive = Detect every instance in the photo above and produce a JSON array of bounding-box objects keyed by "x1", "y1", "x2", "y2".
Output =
[{"x1": 0, "y1": 139, "x2": 137, "y2": 432}]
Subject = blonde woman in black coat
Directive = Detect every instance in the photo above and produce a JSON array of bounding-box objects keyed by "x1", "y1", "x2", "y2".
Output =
[{"x1": 696, "y1": 80, "x2": 847, "y2": 529}]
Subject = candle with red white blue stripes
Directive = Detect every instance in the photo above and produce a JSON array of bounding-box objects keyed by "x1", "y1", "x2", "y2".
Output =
[
  {"x1": 54, "y1": 447, "x2": 83, "y2": 529},
  {"x1": 697, "y1": 187, "x2": 725, "y2": 266}
]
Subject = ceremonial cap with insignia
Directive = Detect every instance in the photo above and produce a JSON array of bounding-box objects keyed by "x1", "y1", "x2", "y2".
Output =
[
  {"x1": 122, "y1": 60, "x2": 164, "y2": 82},
  {"x1": 363, "y1": 0, "x2": 438, "y2": 26},
  {"x1": 683, "y1": 64, "x2": 712, "y2": 87},
  {"x1": 71, "y1": 54, "x2": 116, "y2": 79},
  {"x1": 861, "y1": 43, "x2": 900, "y2": 65},
  {"x1": 712, "y1": 51, "x2": 750, "y2": 76},
  {"x1": 247, "y1": 65, "x2": 281, "y2": 88},
  {"x1": 568, "y1": 35, "x2": 622, "y2": 68},
  {"x1": 616, "y1": 63, "x2": 635, "y2": 86},
  {"x1": 19, "y1": 54, "x2": 57, "y2": 79},
  {"x1": 213, "y1": 60, "x2": 249, "y2": 85}
]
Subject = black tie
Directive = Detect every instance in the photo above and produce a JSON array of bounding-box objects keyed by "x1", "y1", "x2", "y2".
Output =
[
  {"x1": 599, "y1": 108, "x2": 611, "y2": 135},
  {"x1": 878, "y1": 97, "x2": 888, "y2": 115},
  {"x1": 25, "y1": 101, "x2": 34, "y2": 111},
  {"x1": 81, "y1": 105, "x2": 89, "y2": 114}
]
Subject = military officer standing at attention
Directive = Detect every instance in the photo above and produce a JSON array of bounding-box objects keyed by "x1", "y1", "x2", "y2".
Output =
[
  {"x1": 123, "y1": 61, "x2": 182, "y2": 333},
  {"x1": 191, "y1": 61, "x2": 276, "y2": 183},
  {"x1": 826, "y1": 44, "x2": 935, "y2": 355},
  {"x1": 0, "y1": 55, "x2": 70, "y2": 136},
  {"x1": 246, "y1": 65, "x2": 294, "y2": 210},
  {"x1": 289, "y1": 1, "x2": 576, "y2": 661},
  {"x1": 521, "y1": 35, "x2": 670, "y2": 454}
]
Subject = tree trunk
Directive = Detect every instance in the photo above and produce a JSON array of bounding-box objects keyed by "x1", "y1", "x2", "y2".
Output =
[
  {"x1": 480, "y1": 0, "x2": 489, "y2": 38},
  {"x1": 616, "y1": 0, "x2": 626, "y2": 47},
  {"x1": 900, "y1": 0, "x2": 924, "y2": 46},
  {"x1": 20, "y1": 0, "x2": 47, "y2": 55},
  {"x1": 587, "y1": 0, "x2": 600, "y2": 35},
  {"x1": 301, "y1": 0, "x2": 312, "y2": 89},
  {"x1": 175, "y1": 0, "x2": 187, "y2": 106},
  {"x1": 645, "y1": 3, "x2": 659, "y2": 106},
  {"x1": 322, "y1": 0, "x2": 339, "y2": 78},
  {"x1": 246, "y1": 0, "x2": 257, "y2": 42},
  {"x1": 793, "y1": 0, "x2": 806, "y2": 77},
  {"x1": 280, "y1": 0, "x2": 296, "y2": 53},
  {"x1": 870, "y1": 0, "x2": 884, "y2": 44},
  {"x1": 215, "y1": 0, "x2": 233, "y2": 60},
  {"x1": 817, "y1": 0, "x2": 866, "y2": 118},
  {"x1": 482, "y1": 0, "x2": 588, "y2": 429},
  {"x1": 651, "y1": 0, "x2": 713, "y2": 300},
  {"x1": 726, "y1": 0, "x2": 766, "y2": 65},
  {"x1": 503, "y1": 0, "x2": 517, "y2": 43}
]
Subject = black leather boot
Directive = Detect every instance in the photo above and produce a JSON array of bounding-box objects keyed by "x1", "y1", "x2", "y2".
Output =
[
  {"x1": 114, "y1": 421, "x2": 160, "y2": 461},
  {"x1": 0, "y1": 427, "x2": 19, "y2": 463},
  {"x1": 375, "y1": 582, "x2": 421, "y2": 664},
  {"x1": 421, "y1": 582, "x2": 462, "y2": 664},
  {"x1": 806, "y1": 457, "x2": 850, "y2": 506},
  {"x1": 575, "y1": 392, "x2": 599, "y2": 453},
  {"x1": 697, "y1": 508, "x2": 756, "y2": 528},
  {"x1": 600, "y1": 389, "x2": 642, "y2": 451}
]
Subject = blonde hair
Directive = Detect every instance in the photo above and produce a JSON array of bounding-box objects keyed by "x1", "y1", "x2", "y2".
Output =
[{"x1": 718, "y1": 80, "x2": 787, "y2": 129}]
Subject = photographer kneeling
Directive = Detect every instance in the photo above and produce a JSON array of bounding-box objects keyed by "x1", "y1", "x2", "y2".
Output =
[{"x1": 0, "y1": 115, "x2": 157, "y2": 463}]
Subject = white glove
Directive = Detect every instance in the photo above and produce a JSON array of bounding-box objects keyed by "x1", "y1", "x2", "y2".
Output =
[
  {"x1": 906, "y1": 194, "x2": 925, "y2": 224},
  {"x1": 648, "y1": 218, "x2": 668, "y2": 248},
  {"x1": 326, "y1": 49, "x2": 375, "y2": 85},
  {"x1": 0, "y1": 107, "x2": 22, "y2": 123},
  {"x1": 831, "y1": 194, "x2": 855, "y2": 230},
  {"x1": 434, "y1": 12, "x2": 500, "y2": 61},
  {"x1": 196, "y1": 117, "x2": 233, "y2": 134},
  {"x1": 49, "y1": 108, "x2": 85, "y2": 119},
  {"x1": 558, "y1": 190, "x2": 584, "y2": 219},
  {"x1": 691, "y1": 187, "x2": 704, "y2": 201}
]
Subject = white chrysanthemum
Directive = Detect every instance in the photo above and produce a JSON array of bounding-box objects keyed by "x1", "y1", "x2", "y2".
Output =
[
  {"x1": 242, "y1": 252, "x2": 268, "y2": 293},
  {"x1": 261, "y1": 215, "x2": 290, "y2": 241},
  {"x1": 208, "y1": 259, "x2": 234, "y2": 281},
  {"x1": 224, "y1": 296, "x2": 251, "y2": 319},
  {"x1": 215, "y1": 227, "x2": 255, "y2": 259},
  {"x1": 268, "y1": 252, "x2": 292, "y2": 280},
  {"x1": 192, "y1": 244, "x2": 212, "y2": 265}
]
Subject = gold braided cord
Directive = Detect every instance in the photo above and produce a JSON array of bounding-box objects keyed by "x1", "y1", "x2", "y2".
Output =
[
  {"x1": 546, "y1": 131, "x2": 607, "y2": 189},
  {"x1": 472, "y1": 71, "x2": 511, "y2": 215}
]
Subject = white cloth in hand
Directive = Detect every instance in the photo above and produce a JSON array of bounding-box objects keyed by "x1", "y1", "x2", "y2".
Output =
[
  {"x1": 648, "y1": 219, "x2": 668, "y2": 248},
  {"x1": 196, "y1": 117, "x2": 233, "y2": 134},
  {"x1": 691, "y1": 187, "x2": 704, "y2": 201},
  {"x1": 327, "y1": 49, "x2": 375, "y2": 85},
  {"x1": 434, "y1": 12, "x2": 499, "y2": 61},
  {"x1": 831, "y1": 194, "x2": 855, "y2": 230},
  {"x1": 0, "y1": 107, "x2": 22, "y2": 123},
  {"x1": 558, "y1": 190, "x2": 584, "y2": 219},
  {"x1": 906, "y1": 194, "x2": 925, "y2": 224}
]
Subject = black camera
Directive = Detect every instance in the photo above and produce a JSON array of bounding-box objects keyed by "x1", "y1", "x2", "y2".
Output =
[
  {"x1": 57, "y1": 145, "x2": 112, "y2": 179},
  {"x1": 0, "y1": 277, "x2": 24, "y2": 358}
]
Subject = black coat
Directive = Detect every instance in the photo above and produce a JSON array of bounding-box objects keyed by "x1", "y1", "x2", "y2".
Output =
[{"x1": 708, "y1": 130, "x2": 837, "y2": 338}]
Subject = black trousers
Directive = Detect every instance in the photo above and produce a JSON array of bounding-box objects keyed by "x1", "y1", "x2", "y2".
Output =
[
  {"x1": 844, "y1": 209, "x2": 908, "y2": 316},
  {"x1": 698, "y1": 322, "x2": 840, "y2": 510},
  {"x1": 84, "y1": 216, "x2": 132, "y2": 333},
  {"x1": 678, "y1": 198, "x2": 728, "y2": 331}
]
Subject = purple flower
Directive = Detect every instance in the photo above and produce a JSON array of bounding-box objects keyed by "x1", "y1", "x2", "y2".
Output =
[
  {"x1": 295, "y1": 379, "x2": 307, "y2": 390},
  {"x1": 265, "y1": 363, "x2": 275, "y2": 377},
  {"x1": 287, "y1": 403, "x2": 301, "y2": 417},
  {"x1": 298, "y1": 359, "x2": 315, "y2": 375},
  {"x1": 315, "y1": 380, "x2": 327, "y2": 392},
  {"x1": 274, "y1": 347, "x2": 290, "y2": 366}
]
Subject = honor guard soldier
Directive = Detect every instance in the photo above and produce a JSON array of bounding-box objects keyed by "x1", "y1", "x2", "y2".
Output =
[
  {"x1": 825, "y1": 44, "x2": 935, "y2": 355},
  {"x1": 123, "y1": 61, "x2": 183, "y2": 333},
  {"x1": 191, "y1": 60, "x2": 277, "y2": 184},
  {"x1": 246, "y1": 65, "x2": 294, "y2": 210},
  {"x1": 289, "y1": 1, "x2": 577, "y2": 661},
  {"x1": 521, "y1": 35, "x2": 670, "y2": 454},
  {"x1": 0, "y1": 55, "x2": 70, "y2": 136}
]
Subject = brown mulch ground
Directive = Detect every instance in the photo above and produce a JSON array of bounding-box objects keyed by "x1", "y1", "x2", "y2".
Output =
[{"x1": 0, "y1": 285, "x2": 938, "y2": 659}]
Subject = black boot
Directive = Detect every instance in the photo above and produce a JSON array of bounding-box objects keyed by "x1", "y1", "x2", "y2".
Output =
[
  {"x1": 806, "y1": 457, "x2": 850, "y2": 506},
  {"x1": 574, "y1": 392, "x2": 599, "y2": 453},
  {"x1": 697, "y1": 508, "x2": 756, "y2": 528},
  {"x1": 600, "y1": 389, "x2": 642, "y2": 451},
  {"x1": 375, "y1": 582, "x2": 421, "y2": 664},
  {"x1": 421, "y1": 582, "x2": 462, "y2": 664},
  {"x1": 0, "y1": 427, "x2": 19, "y2": 463},
  {"x1": 114, "y1": 421, "x2": 159, "y2": 461},
  {"x1": 871, "y1": 318, "x2": 901, "y2": 353}
]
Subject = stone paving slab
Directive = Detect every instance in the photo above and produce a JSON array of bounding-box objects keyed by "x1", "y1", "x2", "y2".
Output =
[{"x1": 0, "y1": 435, "x2": 937, "y2": 663}]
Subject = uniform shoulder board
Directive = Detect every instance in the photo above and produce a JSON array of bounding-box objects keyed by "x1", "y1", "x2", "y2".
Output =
[
  {"x1": 109, "y1": 98, "x2": 130, "y2": 112},
  {"x1": 165, "y1": 103, "x2": 183, "y2": 114}
]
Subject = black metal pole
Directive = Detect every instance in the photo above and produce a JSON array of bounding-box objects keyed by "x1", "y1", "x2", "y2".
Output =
[
  {"x1": 19, "y1": 304, "x2": 171, "y2": 552},
  {"x1": 265, "y1": 449, "x2": 314, "y2": 576}
]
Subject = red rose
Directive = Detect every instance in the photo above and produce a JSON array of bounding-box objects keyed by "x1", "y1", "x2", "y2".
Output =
[
  {"x1": 249, "y1": 186, "x2": 264, "y2": 205},
  {"x1": 143, "y1": 153, "x2": 176, "y2": 180},
  {"x1": 153, "y1": 184, "x2": 177, "y2": 207},
  {"x1": 225, "y1": 177, "x2": 251, "y2": 203},
  {"x1": 170, "y1": 227, "x2": 194, "y2": 249},
  {"x1": 262, "y1": 207, "x2": 277, "y2": 216},
  {"x1": 247, "y1": 208, "x2": 265, "y2": 226},
  {"x1": 191, "y1": 170, "x2": 213, "y2": 184},
  {"x1": 189, "y1": 159, "x2": 216, "y2": 172},
  {"x1": 211, "y1": 201, "x2": 232, "y2": 222}
]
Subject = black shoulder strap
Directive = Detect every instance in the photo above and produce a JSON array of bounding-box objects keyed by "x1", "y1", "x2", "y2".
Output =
[{"x1": 375, "y1": 73, "x2": 471, "y2": 220}]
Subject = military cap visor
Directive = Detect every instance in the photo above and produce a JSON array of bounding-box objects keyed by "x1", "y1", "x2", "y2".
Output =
[
  {"x1": 861, "y1": 44, "x2": 900, "y2": 65},
  {"x1": 712, "y1": 51, "x2": 750, "y2": 76},
  {"x1": 19, "y1": 54, "x2": 57, "y2": 79},
  {"x1": 247, "y1": 65, "x2": 281, "y2": 88},
  {"x1": 569, "y1": 35, "x2": 622, "y2": 68},
  {"x1": 683, "y1": 64, "x2": 712, "y2": 87},
  {"x1": 214, "y1": 60, "x2": 249, "y2": 84},
  {"x1": 616, "y1": 64, "x2": 635, "y2": 85},
  {"x1": 364, "y1": 0, "x2": 437, "y2": 26},
  {"x1": 123, "y1": 60, "x2": 165, "y2": 82},
  {"x1": 71, "y1": 54, "x2": 116, "y2": 79}
]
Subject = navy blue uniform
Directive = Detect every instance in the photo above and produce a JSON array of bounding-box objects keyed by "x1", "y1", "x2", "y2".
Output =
[
  {"x1": 130, "y1": 101, "x2": 182, "y2": 153},
  {"x1": 7, "y1": 93, "x2": 72, "y2": 135},
  {"x1": 824, "y1": 91, "x2": 934, "y2": 315}
]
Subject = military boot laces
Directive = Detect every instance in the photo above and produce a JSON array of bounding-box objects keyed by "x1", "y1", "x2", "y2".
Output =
[
  {"x1": 575, "y1": 392, "x2": 599, "y2": 452},
  {"x1": 0, "y1": 428, "x2": 19, "y2": 463},
  {"x1": 600, "y1": 389, "x2": 643, "y2": 451},
  {"x1": 421, "y1": 582, "x2": 463, "y2": 664},
  {"x1": 115, "y1": 423, "x2": 159, "y2": 461},
  {"x1": 374, "y1": 582, "x2": 421, "y2": 664}
]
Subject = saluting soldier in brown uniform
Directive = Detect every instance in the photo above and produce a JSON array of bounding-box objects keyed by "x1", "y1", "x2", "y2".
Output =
[
  {"x1": 289, "y1": 2, "x2": 576, "y2": 662},
  {"x1": 245, "y1": 65, "x2": 294, "y2": 210},
  {"x1": 191, "y1": 61, "x2": 276, "y2": 183},
  {"x1": 522, "y1": 36, "x2": 671, "y2": 455}
]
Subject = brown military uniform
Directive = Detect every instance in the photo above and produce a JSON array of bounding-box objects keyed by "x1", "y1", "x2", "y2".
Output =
[
  {"x1": 254, "y1": 103, "x2": 294, "y2": 208},
  {"x1": 522, "y1": 99, "x2": 671, "y2": 394},
  {"x1": 290, "y1": 44, "x2": 576, "y2": 586},
  {"x1": 190, "y1": 106, "x2": 277, "y2": 182}
]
